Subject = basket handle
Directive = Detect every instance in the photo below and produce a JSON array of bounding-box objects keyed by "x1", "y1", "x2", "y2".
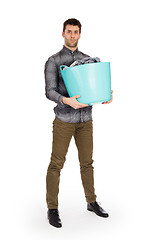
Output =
[{"x1": 60, "y1": 65, "x2": 69, "y2": 71}]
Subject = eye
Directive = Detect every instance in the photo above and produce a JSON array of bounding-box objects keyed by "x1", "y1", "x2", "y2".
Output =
[
  {"x1": 75, "y1": 30, "x2": 78, "y2": 34},
  {"x1": 67, "y1": 30, "x2": 71, "y2": 33}
]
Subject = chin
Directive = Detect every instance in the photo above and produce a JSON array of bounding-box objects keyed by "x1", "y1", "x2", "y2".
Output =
[{"x1": 70, "y1": 43, "x2": 77, "y2": 47}]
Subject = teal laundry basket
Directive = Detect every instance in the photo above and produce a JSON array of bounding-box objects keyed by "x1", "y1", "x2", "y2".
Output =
[{"x1": 60, "y1": 62, "x2": 111, "y2": 105}]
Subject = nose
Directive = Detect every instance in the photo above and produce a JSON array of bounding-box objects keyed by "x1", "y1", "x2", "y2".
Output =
[{"x1": 71, "y1": 32, "x2": 75, "y2": 38}]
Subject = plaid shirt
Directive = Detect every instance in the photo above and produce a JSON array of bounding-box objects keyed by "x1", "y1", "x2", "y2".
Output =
[{"x1": 44, "y1": 46, "x2": 92, "y2": 123}]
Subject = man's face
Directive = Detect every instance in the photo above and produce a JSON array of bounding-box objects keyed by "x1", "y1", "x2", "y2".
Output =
[{"x1": 62, "y1": 24, "x2": 81, "y2": 49}]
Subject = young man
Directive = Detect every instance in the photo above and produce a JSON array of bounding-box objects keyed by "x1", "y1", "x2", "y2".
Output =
[{"x1": 44, "y1": 18, "x2": 113, "y2": 228}]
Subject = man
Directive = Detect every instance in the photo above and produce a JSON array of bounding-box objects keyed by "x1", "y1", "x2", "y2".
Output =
[{"x1": 44, "y1": 18, "x2": 113, "y2": 228}]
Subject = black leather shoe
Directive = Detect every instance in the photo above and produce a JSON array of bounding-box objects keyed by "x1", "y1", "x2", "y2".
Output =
[
  {"x1": 47, "y1": 209, "x2": 62, "y2": 228},
  {"x1": 87, "y1": 201, "x2": 109, "y2": 218}
]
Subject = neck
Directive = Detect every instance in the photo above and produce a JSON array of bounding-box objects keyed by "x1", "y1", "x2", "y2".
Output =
[{"x1": 64, "y1": 44, "x2": 78, "y2": 52}]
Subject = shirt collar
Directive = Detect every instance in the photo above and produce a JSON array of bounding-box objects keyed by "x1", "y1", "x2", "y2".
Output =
[{"x1": 62, "y1": 45, "x2": 79, "y2": 54}]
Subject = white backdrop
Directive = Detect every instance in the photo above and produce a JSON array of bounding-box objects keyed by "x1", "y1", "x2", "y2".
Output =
[{"x1": 0, "y1": 0, "x2": 154, "y2": 239}]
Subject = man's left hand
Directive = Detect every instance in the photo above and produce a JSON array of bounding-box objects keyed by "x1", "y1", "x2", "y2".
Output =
[{"x1": 102, "y1": 90, "x2": 113, "y2": 104}]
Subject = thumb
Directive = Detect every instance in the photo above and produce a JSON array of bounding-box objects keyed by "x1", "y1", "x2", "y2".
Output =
[{"x1": 74, "y1": 95, "x2": 80, "y2": 98}]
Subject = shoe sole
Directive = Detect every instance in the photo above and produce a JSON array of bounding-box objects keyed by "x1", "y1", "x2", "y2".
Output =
[
  {"x1": 48, "y1": 221, "x2": 62, "y2": 228},
  {"x1": 47, "y1": 215, "x2": 62, "y2": 228}
]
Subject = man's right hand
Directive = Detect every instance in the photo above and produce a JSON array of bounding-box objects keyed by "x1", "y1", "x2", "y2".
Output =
[{"x1": 62, "y1": 95, "x2": 89, "y2": 109}]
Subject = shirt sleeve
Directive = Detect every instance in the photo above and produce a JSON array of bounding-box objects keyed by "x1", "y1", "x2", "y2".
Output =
[{"x1": 44, "y1": 57, "x2": 64, "y2": 105}]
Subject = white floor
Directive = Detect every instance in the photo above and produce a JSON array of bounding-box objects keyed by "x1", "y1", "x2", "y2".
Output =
[{"x1": 1, "y1": 123, "x2": 154, "y2": 240}]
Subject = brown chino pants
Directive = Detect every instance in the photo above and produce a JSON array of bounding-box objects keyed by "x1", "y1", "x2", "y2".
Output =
[{"x1": 46, "y1": 117, "x2": 97, "y2": 209}]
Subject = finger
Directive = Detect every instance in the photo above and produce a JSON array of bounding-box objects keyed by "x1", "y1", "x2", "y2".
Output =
[
  {"x1": 74, "y1": 95, "x2": 80, "y2": 99},
  {"x1": 73, "y1": 97, "x2": 88, "y2": 107},
  {"x1": 78, "y1": 103, "x2": 89, "y2": 107},
  {"x1": 75, "y1": 102, "x2": 89, "y2": 108}
]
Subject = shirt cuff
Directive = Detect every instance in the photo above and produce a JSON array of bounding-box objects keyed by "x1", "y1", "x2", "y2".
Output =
[{"x1": 59, "y1": 95, "x2": 65, "y2": 105}]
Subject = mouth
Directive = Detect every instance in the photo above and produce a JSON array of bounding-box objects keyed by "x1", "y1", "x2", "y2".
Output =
[{"x1": 70, "y1": 39, "x2": 75, "y2": 43}]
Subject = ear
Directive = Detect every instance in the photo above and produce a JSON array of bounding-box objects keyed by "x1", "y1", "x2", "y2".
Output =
[{"x1": 62, "y1": 32, "x2": 64, "y2": 38}]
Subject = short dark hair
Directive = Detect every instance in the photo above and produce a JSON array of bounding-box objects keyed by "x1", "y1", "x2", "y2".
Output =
[{"x1": 63, "y1": 18, "x2": 82, "y2": 33}]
